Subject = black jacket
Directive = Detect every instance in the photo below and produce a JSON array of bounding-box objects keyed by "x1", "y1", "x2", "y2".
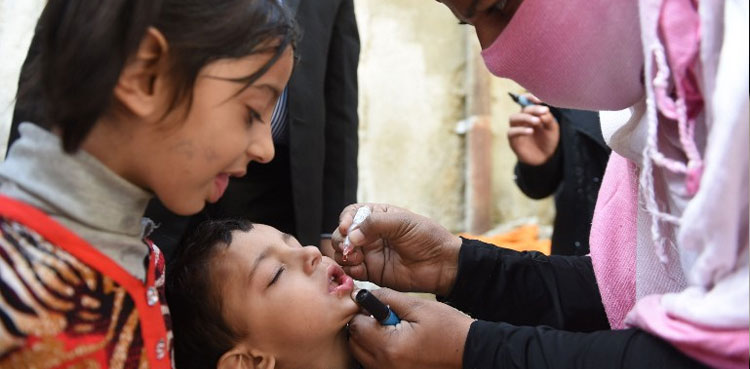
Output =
[
  {"x1": 442, "y1": 238, "x2": 708, "y2": 369},
  {"x1": 514, "y1": 108, "x2": 610, "y2": 256},
  {"x1": 201, "y1": 0, "x2": 360, "y2": 249}
]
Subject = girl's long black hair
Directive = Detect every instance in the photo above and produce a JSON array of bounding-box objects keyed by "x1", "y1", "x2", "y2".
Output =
[{"x1": 19, "y1": 0, "x2": 297, "y2": 153}]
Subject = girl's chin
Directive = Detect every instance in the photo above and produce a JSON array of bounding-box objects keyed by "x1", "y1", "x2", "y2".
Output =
[{"x1": 160, "y1": 196, "x2": 204, "y2": 216}]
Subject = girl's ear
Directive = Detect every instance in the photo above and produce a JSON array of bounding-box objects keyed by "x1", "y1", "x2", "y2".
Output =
[
  {"x1": 113, "y1": 27, "x2": 170, "y2": 119},
  {"x1": 218, "y1": 346, "x2": 276, "y2": 369}
]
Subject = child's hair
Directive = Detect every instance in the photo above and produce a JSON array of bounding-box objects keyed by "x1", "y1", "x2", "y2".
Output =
[
  {"x1": 166, "y1": 218, "x2": 255, "y2": 369},
  {"x1": 19, "y1": 0, "x2": 297, "y2": 153}
]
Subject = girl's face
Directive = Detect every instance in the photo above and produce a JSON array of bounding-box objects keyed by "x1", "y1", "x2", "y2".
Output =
[
  {"x1": 141, "y1": 46, "x2": 294, "y2": 215},
  {"x1": 216, "y1": 225, "x2": 358, "y2": 368}
]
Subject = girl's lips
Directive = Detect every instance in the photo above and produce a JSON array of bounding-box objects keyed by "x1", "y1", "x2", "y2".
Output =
[
  {"x1": 209, "y1": 173, "x2": 230, "y2": 203},
  {"x1": 327, "y1": 264, "x2": 354, "y2": 295}
]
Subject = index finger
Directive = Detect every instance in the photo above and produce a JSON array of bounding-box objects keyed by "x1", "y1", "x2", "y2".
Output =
[
  {"x1": 521, "y1": 92, "x2": 543, "y2": 105},
  {"x1": 337, "y1": 203, "x2": 362, "y2": 236},
  {"x1": 521, "y1": 104, "x2": 550, "y2": 117},
  {"x1": 369, "y1": 288, "x2": 425, "y2": 322},
  {"x1": 354, "y1": 203, "x2": 419, "y2": 244}
]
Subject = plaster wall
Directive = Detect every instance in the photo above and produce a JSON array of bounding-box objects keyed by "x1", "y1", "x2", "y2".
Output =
[
  {"x1": 355, "y1": 0, "x2": 467, "y2": 230},
  {"x1": 0, "y1": 0, "x2": 44, "y2": 157},
  {"x1": 355, "y1": 0, "x2": 553, "y2": 232}
]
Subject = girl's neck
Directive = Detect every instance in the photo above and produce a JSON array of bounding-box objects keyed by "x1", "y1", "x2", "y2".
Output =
[{"x1": 80, "y1": 116, "x2": 141, "y2": 188}]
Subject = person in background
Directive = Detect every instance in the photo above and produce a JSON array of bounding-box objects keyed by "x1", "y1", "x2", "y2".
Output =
[
  {"x1": 326, "y1": 0, "x2": 749, "y2": 368},
  {"x1": 508, "y1": 93, "x2": 610, "y2": 255},
  {"x1": 0, "y1": 0, "x2": 295, "y2": 367}
]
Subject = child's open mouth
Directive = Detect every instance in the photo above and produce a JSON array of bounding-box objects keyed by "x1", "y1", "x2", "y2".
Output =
[{"x1": 327, "y1": 264, "x2": 354, "y2": 295}]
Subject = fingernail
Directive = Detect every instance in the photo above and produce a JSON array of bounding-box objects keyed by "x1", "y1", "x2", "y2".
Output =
[
  {"x1": 349, "y1": 229, "x2": 364, "y2": 245},
  {"x1": 531, "y1": 117, "x2": 541, "y2": 124}
]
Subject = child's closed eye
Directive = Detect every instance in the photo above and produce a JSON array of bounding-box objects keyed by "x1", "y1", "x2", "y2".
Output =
[{"x1": 268, "y1": 265, "x2": 285, "y2": 287}]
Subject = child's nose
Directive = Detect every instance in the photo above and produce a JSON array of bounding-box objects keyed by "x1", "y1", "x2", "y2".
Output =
[{"x1": 301, "y1": 245, "x2": 321, "y2": 274}]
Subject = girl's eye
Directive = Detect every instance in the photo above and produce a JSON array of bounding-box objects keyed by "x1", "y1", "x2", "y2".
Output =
[
  {"x1": 248, "y1": 108, "x2": 264, "y2": 124},
  {"x1": 268, "y1": 265, "x2": 285, "y2": 287}
]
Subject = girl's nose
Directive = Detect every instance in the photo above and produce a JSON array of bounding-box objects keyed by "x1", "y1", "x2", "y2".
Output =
[{"x1": 247, "y1": 123, "x2": 275, "y2": 164}]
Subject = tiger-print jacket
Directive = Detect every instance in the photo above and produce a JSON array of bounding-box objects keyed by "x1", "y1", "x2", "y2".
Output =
[{"x1": 0, "y1": 195, "x2": 173, "y2": 369}]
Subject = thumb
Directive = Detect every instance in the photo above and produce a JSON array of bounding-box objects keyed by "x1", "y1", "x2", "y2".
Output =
[{"x1": 369, "y1": 288, "x2": 424, "y2": 322}]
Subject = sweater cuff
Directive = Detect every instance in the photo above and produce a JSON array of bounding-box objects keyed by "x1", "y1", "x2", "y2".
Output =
[
  {"x1": 439, "y1": 238, "x2": 503, "y2": 308},
  {"x1": 462, "y1": 320, "x2": 513, "y2": 368}
]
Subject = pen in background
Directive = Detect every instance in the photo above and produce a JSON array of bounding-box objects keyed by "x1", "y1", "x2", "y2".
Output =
[{"x1": 508, "y1": 92, "x2": 539, "y2": 108}]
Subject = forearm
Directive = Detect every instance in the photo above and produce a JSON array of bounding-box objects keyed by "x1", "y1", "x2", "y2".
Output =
[
  {"x1": 463, "y1": 322, "x2": 709, "y2": 369},
  {"x1": 442, "y1": 238, "x2": 608, "y2": 332}
]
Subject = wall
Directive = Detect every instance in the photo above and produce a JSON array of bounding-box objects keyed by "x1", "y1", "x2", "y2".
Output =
[
  {"x1": 355, "y1": 0, "x2": 467, "y2": 230},
  {"x1": 354, "y1": 0, "x2": 553, "y2": 233},
  {"x1": 0, "y1": 0, "x2": 44, "y2": 157}
]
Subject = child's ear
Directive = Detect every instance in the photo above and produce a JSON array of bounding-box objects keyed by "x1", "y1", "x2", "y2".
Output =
[
  {"x1": 218, "y1": 347, "x2": 276, "y2": 369},
  {"x1": 113, "y1": 27, "x2": 170, "y2": 119}
]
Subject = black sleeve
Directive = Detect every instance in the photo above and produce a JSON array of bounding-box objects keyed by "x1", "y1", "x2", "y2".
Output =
[
  {"x1": 321, "y1": 0, "x2": 360, "y2": 235},
  {"x1": 463, "y1": 321, "x2": 710, "y2": 369},
  {"x1": 513, "y1": 141, "x2": 563, "y2": 200},
  {"x1": 441, "y1": 238, "x2": 609, "y2": 332}
]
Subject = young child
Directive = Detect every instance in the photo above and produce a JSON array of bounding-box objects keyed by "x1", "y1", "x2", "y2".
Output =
[
  {"x1": 166, "y1": 219, "x2": 360, "y2": 369},
  {"x1": 0, "y1": 1, "x2": 296, "y2": 368}
]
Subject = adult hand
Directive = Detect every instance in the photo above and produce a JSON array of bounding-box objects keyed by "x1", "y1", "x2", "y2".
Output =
[
  {"x1": 348, "y1": 288, "x2": 472, "y2": 369},
  {"x1": 508, "y1": 94, "x2": 560, "y2": 166},
  {"x1": 328, "y1": 203, "x2": 462, "y2": 296},
  {"x1": 320, "y1": 238, "x2": 335, "y2": 258}
]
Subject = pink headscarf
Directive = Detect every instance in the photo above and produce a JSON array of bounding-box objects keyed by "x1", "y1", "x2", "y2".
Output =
[{"x1": 594, "y1": 1, "x2": 749, "y2": 367}]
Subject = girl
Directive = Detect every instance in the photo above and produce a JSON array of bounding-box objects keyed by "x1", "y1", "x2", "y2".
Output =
[{"x1": 0, "y1": 0, "x2": 296, "y2": 368}]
